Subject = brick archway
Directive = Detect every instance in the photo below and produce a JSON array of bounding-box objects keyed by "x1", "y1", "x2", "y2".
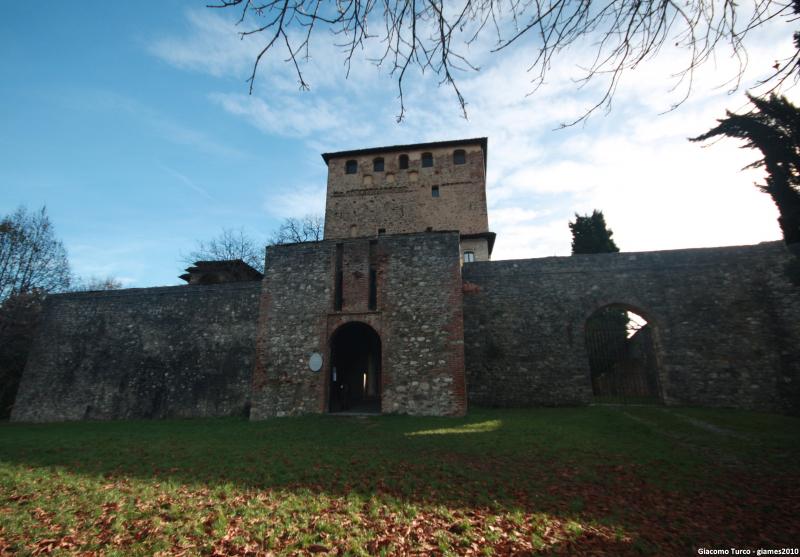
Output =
[{"x1": 328, "y1": 321, "x2": 382, "y2": 413}]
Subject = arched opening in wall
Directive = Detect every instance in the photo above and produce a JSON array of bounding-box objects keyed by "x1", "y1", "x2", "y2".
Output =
[
  {"x1": 585, "y1": 305, "x2": 662, "y2": 404},
  {"x1": 329, "y1": 322, "x2": 381, "y2": 413}
]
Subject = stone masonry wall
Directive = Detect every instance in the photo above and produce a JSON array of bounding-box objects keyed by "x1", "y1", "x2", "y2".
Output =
[
  {"x1": 462, "y1": 241, "x2": 800, "y2": 415},
  {"x1": 323, "y1": 144, "x2": 489, "y2": 239},
  {"x1": 11, "y1": 282, "x2": 261, "y2": 422},
  {"x1": 250, "y1": 232, "x2": 466, "y2": 418}
]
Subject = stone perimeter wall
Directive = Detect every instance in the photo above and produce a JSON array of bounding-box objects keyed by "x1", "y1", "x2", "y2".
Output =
[
  {"x1": 11, "y1": 282, "x2": 261, "y2": 422},
  {"x1": 462, "y1": 241, "x2": 800, "y2": 415},
  {"x1": 250, "y1": 232, "x2": 466, "y2": 418},
  {"x1": 10, "y1": 239, "x2": 799, "y2": 421}
]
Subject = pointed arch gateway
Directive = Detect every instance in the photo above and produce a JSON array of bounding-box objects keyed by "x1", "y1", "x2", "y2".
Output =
[{"x1": 329, "y1": 322, "x2": 382, "y2": 413}]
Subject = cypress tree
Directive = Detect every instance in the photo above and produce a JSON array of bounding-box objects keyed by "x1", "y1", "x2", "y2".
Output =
[
  {"x1": 569, "y1": 210, "x2": 619, "y2": 254},
  {"x1": 691, "y1": 94, "x2": 800, "y2": 245}
]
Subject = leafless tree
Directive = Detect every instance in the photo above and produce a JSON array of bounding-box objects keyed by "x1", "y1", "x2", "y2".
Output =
[
  {"x1": 269, "y1": 214, "x2": 325, "y2": 245},
  {"x1": 0, "y1": 206, "x2": 71, "y2": 415},
  {"x1": 183, "y1": 227, "x2": 265, "y2": 271},
  {"x1": 209, "y1": 0, "x2": 798, "y2": 125},
  {"x1": 71, "y1": 276, "x2": 125, "y2": 292},
  {"x1": 0, "y1": 206, "x2": 71, "y2": 303}
]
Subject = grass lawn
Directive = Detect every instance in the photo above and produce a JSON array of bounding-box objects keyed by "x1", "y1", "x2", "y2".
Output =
[{"x1": 1, "y1": 406, "x2": 798, "y2": 556}]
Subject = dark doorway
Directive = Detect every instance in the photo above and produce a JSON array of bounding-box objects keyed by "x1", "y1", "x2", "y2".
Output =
[
  {"x1": 585, "y1": 305, "x2": 662, "y2": 404},
  {"x1": 329, "y1": 322, "x2": 381, "y2": 413}
]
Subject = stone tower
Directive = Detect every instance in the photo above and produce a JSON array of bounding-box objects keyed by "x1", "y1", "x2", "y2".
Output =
[
  {"x1": 247, "y1": 139, "x2": 483, "y2": 418},
  {"x1": 322, "y1": 138, "x2": 495, "y2": 262}
]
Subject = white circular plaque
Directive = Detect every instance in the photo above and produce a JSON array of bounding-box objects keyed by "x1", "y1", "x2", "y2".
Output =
[{"x1": 308, "y1": 352, "x2": 323, "y2": 372}]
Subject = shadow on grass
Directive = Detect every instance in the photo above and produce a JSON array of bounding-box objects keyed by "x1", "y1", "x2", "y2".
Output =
[{"x1": 2, "y1": 406, "x2": 799, "y2": 554}]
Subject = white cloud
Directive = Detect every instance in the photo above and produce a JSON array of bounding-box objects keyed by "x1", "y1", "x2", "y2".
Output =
[
  {"x1": 262, "y1": 182, "x2": 327, "y2": 219},
  {"x1": 148, "y1": 10, "x2": 258, "y2": 79},
  {"x1": 149, "y1": 7, "x2": 795, "y2": 260},
  {"x1": 209, "y1": 92, "x2": 362, "y2": 139}
]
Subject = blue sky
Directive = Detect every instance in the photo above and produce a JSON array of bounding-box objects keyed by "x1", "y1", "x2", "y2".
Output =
[{"x1": 1, "y1": 2, "x2": 795, "y2": 286}]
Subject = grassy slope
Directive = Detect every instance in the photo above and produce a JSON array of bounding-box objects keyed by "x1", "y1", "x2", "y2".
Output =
[{"x1": 0, "y1": 407, "x2": 798, "y2": 556}]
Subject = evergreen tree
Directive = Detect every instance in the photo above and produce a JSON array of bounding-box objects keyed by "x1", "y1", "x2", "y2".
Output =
[
  {"x1": 691, "y1": 94, "x2": 800, "y2": 245},
  {"x1": 569, "y1": 210, "x2": 620, "y2": 254}
]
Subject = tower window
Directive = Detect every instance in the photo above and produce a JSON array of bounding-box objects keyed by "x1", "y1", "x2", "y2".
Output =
[
  {"x1": 373, "y1": 157, "x2": 384, "y2": 172},
  {"x1": 399, "y1": 154, "x2": 409, "y2": 169},
  {"x1": 431, "y1": 186, "x2": 440, "y2": 197},
  {"x1": 378, "y1": 228, "x2": 386, "y2": 234},
  {"x1": 463, "y1": 250, "x2": 475, "y2": 263},
  {"x1": 345, "y1": 160, "x2": 358, "y2": 174},
  {"x1": 421, "y1": 152, "x2": 433, "y2": 167},
  {"x1": 453, "y1": 149, "x2": 466, "y2": 165}
]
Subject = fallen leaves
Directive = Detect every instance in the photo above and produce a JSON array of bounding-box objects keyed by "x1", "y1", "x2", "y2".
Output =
[{"x1": 1, "y1": 410, "x2": 798, "y2": 556}]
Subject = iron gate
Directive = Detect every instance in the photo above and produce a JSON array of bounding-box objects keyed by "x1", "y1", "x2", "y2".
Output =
[{"x1": 585, "y1": 307, "x2": 661, "y2": 404}]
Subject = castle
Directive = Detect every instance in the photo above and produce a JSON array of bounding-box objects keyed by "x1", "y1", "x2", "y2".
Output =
[{"x1": 11, "y1": 138, "x2": 800, "y2": 421}]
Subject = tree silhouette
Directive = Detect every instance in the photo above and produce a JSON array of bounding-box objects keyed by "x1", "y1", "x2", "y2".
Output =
[
  {"x1": 0, "y1": 206, "x2": 71, "y2": 418},
  {"x1": 210, "y1": 0, "x2": 799, "y2": 124},
  {"x1": 269, "y1": 214, "x2": 324, "y2": 245},
  {"x1": 183, "y1": 216, "x2": 325, "y2": 273},
  {"x1": 0, "y1": 206, "x2": 71, "y2": 302},
  {"x1": 71, "y1": 276, "x2": 124, "y2": 292},
  {"x1": 183, "y1": 227, "x2": 264, "y2": 271},
  {"x1": 692, "y1": 94, "x2": 800, "y2": 245},
  {"x1": 569, "y1": 210, "x2": 620, "y2": 255}
]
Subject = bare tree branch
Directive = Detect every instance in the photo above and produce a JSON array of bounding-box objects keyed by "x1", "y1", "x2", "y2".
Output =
[
  {"x1": 269, "y1": 214, "x2": 325, "y2": 244},
  {"x1": 182, "y1": 227, "x2": 265, "y2": 271},
  {"x1": 70, "y1": 276, "x2": 124, "y2": 292},
  {"x1": 0, "y1": 206, "x2": 71, "y2": 302},
  {"x1": 209, "y1": 0, "x2": 798, "y2": 125}
]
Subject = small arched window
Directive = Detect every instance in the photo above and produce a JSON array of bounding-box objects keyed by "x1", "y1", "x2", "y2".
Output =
[
  {"x1": 421, "y1": 152, "x2": 433, "y2": 167},
  {"x1": 373, "y1": 157, "x2": 384, "y2": 172},
  {"x1": 463, "y1": 251, "x2": 475, "y2": 263},
  {"x1": 345, "y1": 160, "x2": 358, "y2": 174},
  {"x1": 453, "y1": 149, "x2": 466, "y2": 165},
  {"x1": 399, "y1": 154, "x2": 409, "y2": 169},
  {"x1": 431, "y1": 186, "x2": 440, "y2": 198}
]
